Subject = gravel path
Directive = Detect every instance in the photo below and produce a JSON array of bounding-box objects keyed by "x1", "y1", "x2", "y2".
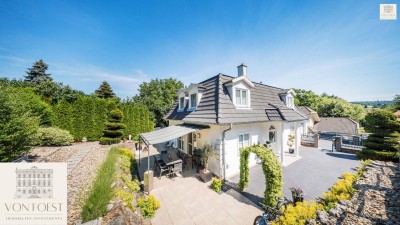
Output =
[
  {"x1": 67, "y1": 142, "x2": 111, "y2": 225},
  {"x1": 30, "y1": 142, "x2": 136, "y2": 225}
]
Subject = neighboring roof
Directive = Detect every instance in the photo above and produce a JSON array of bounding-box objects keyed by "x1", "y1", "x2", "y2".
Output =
[
  {"x1": 313, "y1": 117, "x2": 359, "y2": 135},
  {"x1": 296, "y1": 106, "x2": 320, "y2": 123},
  {"x1": 140, "y1": 124, "x2": 208, "y2": 145},
  {"x1": 394, "y1": 110, "x2": 400, "y2": 121},
  {"x1": 165, "y1": 74, "x2": 307, "y2": 124},
  {"x1": 297, "y1": 106, "x2": 316, "y2": 117}
]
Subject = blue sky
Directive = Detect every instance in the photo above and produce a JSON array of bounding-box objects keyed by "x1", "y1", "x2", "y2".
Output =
[{"x1": 0, "y1": 0, "x2": 399, "y2": 101}]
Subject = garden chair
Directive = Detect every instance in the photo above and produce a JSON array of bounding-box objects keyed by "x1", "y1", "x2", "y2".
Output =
[
  {"x1": 154, "y1": 157, "x2": 169, "y2": 179},
  {"x1": 169, "y1": 162, "x2": 182, "y2": 179},
  {"x1": 181, "y1": 154, "x2": 188, "y2": 170}
]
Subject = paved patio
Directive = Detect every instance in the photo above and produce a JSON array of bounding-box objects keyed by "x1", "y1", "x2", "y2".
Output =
[
  {"x1": 136, "y1": 144, "x2": 262, "y2": 225},
  {"x1": 229, "y1": 139, "x2": 360, "y2": 202}
]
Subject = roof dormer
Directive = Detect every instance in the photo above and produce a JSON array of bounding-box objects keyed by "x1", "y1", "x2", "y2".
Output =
[
  {"x1": 279, "y1": 89, "x2": 296, "y2": 109},
  {"x1": 224, "y1": 64, "x2": 254, "y2": 109},
  {"x1": 186, "y1": 83, "x2": 205, "y2": 111},
  {"x1": 177, "y1": 88, "x2": 188, "y2": 112}
]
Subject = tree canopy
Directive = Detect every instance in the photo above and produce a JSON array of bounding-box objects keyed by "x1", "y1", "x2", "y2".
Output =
[
  {"x1": 95, "y1": 81, "x2": 116, "y2": 99},
  {"x1": 24, "y1": 59, "x2": 52, "y2": 84},
  {"x1": 0, "y1": 87, "x2": 40, "y2": 161},
  {"x1": 133, "y1": 78, "x2": 184, "y2": 127},
  {"x1": 293, "y1": 88, "x2": 366, "y2": 121}
]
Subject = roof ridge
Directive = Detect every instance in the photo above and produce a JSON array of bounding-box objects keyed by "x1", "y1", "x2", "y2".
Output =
[
  {"x1": 219, "y1": 74, "x2": 287, "y2": 91},
  {"x1": 216, "y1": 74, "x2": 222, "y2": 123}
]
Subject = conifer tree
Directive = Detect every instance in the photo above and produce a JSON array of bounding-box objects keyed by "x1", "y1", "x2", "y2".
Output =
[
  {"x1": 94, "y1": 81, "x2": 116, "y2": 99},
  {"x1": 24, "y1": 59, "x2": 53, "y2": 84}
]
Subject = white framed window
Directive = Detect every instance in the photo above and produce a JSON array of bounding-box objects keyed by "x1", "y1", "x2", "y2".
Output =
[
  {"x1": 235, "y1": 89, "x2": 249, "y2": 107},
  {"x1": 287, "y1": 96, "x2": 294, "y2": 108},
  {"x1": 179, "y1": 97, "x2": 185, "y2": 110},
  {"x1": 238, "y1": 133, "x2": 250, "y2": 156},
  {"x1": 177, "y1": 137, "x2": 184, "y2": 151},
  {"x1": 190, "y1": 93, "x2": 197, "y2": 109}
]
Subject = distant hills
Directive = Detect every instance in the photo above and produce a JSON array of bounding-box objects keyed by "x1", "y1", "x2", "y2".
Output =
[{"x1": 351, "y1": 100, "x2": 394, "y2": 108}]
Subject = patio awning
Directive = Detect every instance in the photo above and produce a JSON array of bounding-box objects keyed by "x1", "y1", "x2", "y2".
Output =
[{"x1": 140, "y1": 124, "x2": 208, "y2": 146}]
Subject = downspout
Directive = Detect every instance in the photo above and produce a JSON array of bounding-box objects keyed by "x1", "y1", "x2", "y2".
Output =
[{"x1": 222, "y1": 123, "x2": 233, "y2": 181}]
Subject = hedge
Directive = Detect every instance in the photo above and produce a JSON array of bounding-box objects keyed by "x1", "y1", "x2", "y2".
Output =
[
  {"x1": 52, "y1": 96, "x2": 154, "y2": 141},
  {"x1": 357, "y1": 149, "x2": 397, "y2": 161}
]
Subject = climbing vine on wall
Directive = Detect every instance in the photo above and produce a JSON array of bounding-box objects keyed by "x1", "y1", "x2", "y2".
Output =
[{"x1": 239, "y1": 144, "x2": 283, "y2": 207}]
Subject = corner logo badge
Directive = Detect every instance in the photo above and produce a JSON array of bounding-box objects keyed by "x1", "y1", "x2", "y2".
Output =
[
  {"x1": 0, "y1": 163, "x2": 67, "y2": 225},
  {"x1": 380, "y1": 4, "x2": 397, "y2": 20},
  {"x1": 15, "y1": 166, "x2": 53, "y2": 199}
]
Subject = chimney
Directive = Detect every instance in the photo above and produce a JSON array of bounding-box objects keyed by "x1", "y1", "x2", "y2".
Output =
[{"x1": 237, "y1": 63, "x2": 247, "y2": 77}]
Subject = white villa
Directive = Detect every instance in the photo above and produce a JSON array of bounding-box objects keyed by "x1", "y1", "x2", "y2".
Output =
[{"x1": 143, "y1": 64, "x2": 308, "y2": 179}]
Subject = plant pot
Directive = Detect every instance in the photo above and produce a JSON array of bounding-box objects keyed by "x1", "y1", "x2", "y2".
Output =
[
  {"x1": 292, "y1": 195, "x2": 304, "y2": 204},
  {"x1": 199, "y1": 170, "x2": 213, "y2": 183},
  {"x1": 289, "y1": 148, "x2": 295, "y2": 154}
]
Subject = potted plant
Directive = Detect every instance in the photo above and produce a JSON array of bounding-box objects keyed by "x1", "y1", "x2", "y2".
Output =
[
  {"x1": 287, "y1": 134, "x2": 295, "y2": 154},
  {"x1": 199, "y1": 144, "x2": 215, "y2": 182},
  {"x1": 289, "y1": 186, "x2": 304, "y2": 204},
  {"x1": 211, "y1": 177, "x2": 223, "y2": 193},
  {"x1": 264, "y1": 141, "x2": 272, "y2": 149}
]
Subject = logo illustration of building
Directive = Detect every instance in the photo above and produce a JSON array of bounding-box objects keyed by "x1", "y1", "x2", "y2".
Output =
[{"x1": 15, "y1": 166, "x2": 53, "y2": 199}]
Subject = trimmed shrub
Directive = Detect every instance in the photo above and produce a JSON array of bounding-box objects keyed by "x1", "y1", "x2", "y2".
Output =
[
  {"x1": 100, "y1": 109, "x2": 126, "y2": 145},
  {"x1": 99, "y1": 137, "x2": 121, "y2": 145},
  {"x1": 35, "y1": 127, "x2": 74, "y2": 146},
  {"x1": 357, "y1": 149, "x2": 397, "y2": 161},
  {"x1": 102, "y1": 130, "x2": 124, "y2": 138},
  {"x1": 211, "y1": 177, "x2": 223, "y2": 192},
  {"x1": 137, "y1": 195, "x2": 160, "y2": 219},
  {"x1": 272, "y1": 201, "x2": 323, "y2": 225}
]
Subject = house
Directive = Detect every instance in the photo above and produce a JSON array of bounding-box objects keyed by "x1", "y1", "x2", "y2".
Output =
[
  {"x1": 159, "y1": 64, "x2": 308, "y2": 179},
  {"x1": 313, "y1": 117, "x2": 359, "y2": 135},
  {"x1": 296, "y1": 106, "x2": 320, "y2": 134},
  {"x1": 394, "y1": 110, "x2": 400, "y2": 122}
]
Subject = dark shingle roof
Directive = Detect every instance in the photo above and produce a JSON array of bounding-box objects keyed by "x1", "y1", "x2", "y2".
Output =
[
  {"x1": 297, "y1": 106, "x2": 316, "y2": 117},
  {"x1": 313, "y1": 117, "x2": 359, "y2": 135},
  {"x1": 165, "y1": 74, "x2": 306, "y2": 124}
]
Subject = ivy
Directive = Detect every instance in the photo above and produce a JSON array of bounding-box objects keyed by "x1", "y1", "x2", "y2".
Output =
[{"x1": 239, "y1": 144, "x2": 283, "y2": 207}]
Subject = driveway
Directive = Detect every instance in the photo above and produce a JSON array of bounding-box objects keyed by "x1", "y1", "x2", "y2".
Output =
[{"x1": 229, "y1": 139, "x2": 360, "y2": 202}]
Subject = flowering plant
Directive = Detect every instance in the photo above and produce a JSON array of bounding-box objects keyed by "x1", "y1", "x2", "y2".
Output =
[{"x1": 290, "y1": 186, "x2": 304, "y2": 197}]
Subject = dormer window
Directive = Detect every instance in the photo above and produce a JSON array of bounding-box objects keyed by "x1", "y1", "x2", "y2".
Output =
[
  {"x1": 287, "y1": 96, "x2": 294, "y2": 109},
  {"x1": 190, "y1": 93, "x2": 197, "y2": 109},
  {"x1": 179, "y1": 97, "x2": 185, "y2": 110},
  {"x1": 235, "y1": 89, "x2": 248, "y2": 107}
]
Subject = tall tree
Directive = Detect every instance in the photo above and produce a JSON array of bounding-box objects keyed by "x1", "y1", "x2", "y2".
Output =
[
  {"x1": 394, "y1": 94, "x2": 400, "y2": 110},
  {"x1": 134, "y1": 78, "x2": 184, "y2": 127},
  {"x1": 24, "y1": 59, "x2": 52, "y2": 84},
  {"x1": 95, "y1": 81, "x2": 116, "y2": 99},
  {"x1": 0, "y1": 87, "x2": 40, "y2": 162},
  {"x1": 293, "y1": 88, "x2": 320, "y2": 109}
]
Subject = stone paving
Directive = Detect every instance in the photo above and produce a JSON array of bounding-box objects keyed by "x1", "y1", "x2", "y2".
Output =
[
  {"x1": 66, "y1": 142, "x2": 99, "y2": 173},
  {"x1": 136, "y1": 144, "x2": 263, "y2": 225},
  {"x1": 229, "y1": 139, "x2": 361, "y2": 202}
]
